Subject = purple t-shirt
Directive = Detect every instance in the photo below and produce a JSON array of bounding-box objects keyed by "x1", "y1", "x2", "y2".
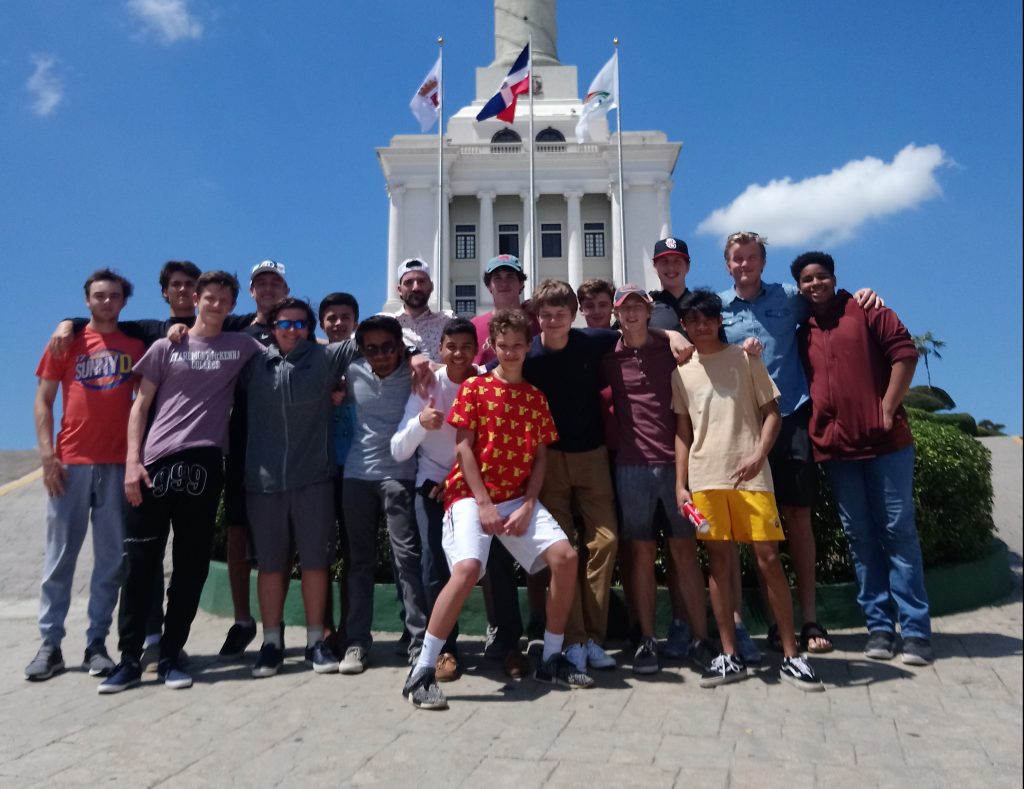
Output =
[
  {"x1": 135, "y1": 333, "x2": 264, "y2": 465},
  {"x1": 601, "y1": 333, "x2": 678, "y2": 465}
]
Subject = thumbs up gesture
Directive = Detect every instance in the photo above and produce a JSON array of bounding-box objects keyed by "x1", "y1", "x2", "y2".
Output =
[{"x1": 418, "y1": 396, "x2": 445, "y2": 431}]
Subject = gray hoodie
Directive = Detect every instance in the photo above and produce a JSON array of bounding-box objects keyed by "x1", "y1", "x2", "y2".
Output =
[{"x1": 242, "y1": 339, "x2": 356, "y2": 493}]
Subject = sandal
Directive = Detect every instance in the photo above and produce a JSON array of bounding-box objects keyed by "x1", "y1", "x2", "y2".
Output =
[
  {"x1": 766, "y1": 623, "x2": 784, "y2": 653},
  {"x1": 800, "y1": 621, "x2": 834, "y2": 654}
]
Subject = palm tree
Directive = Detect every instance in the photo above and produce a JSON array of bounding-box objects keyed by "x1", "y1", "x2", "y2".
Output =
[{"x1": 912, "y1": 331, "x2": 946, "y2": 389}]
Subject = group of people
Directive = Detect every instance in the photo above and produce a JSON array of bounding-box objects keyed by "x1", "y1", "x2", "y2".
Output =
[{"x1": 26, "y1": 230, "x2": 934, "y2": 712}]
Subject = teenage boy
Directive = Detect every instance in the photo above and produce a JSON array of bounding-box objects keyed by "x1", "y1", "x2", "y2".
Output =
[
  {"x1": 577, "y1": 278, "x2": 615, "y2": 329},
  {"x1": 672, "y1": 289, "x2": 823, "y2": 692},
  {"x1": 471, "y1": 254, "x2": 539, "y2": 365},
  {"x1": 793, "y1": 252, "x2": 932, "y2": 665},
  {"x1": 602, "y1": 285, "x2": 716, "y2": 676},
  {"x1": 391, "y1": 318, "x2": 479, "y2": 682},
  {"x1": 99, "y1": 271, "x2": 265, "y2": 693},
  {"x1": 402, "y1": 309, "x2": 585, "y2": 710},
  {"x1": 389, "y1": 259, "x2": 453, "y2": 363},
  {"x1": 25, "y1": 270, "x2": 145, "y2": 682}
]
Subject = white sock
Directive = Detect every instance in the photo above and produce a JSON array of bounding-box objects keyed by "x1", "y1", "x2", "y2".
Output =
[
  {"x1": 236, "y1": 618, "x2": 255, "y2": 627},
  {"x1": 306, "y1": 627, "x2": 323, "y2": 649},
  {"x1": 542, "y1": 631, "x2": 564, "y2": 662},
  {"x1": 263, "y1": 626, "x2": 283, "y2": 648},
  {"x1": 415, "y1": 632, "x2": 445, "y2": 671}
]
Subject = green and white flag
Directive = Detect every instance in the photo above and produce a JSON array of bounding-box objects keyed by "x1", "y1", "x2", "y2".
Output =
[{"x1": 575, "y1": 52, "x2": 618, "y2": 143}]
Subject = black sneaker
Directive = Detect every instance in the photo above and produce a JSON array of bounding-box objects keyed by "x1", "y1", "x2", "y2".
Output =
[
  {"x1": 779, "y1": 655, "x2": 825, "y2": 692},
  {"x1": 901, "y1": 637, "x2": 934, "y2": 666},
  {"x1": 699, "y1": 653, "x2": 747, "y2": 688},
  {"x1": 306, "y1": 640, "x2": 340, "y2": 674},
  {"x1": 83, "y1": 640, "x2": 115, "y2": 677},
  {"x1": 632, "y1": 637, "x2": 660, "y2": 675},
  {"x1": 25, "y1": 642, "x2": 65, "y2": 681},
  {"x1": 864, "y1": 630, "x2": 897, "y2": 660},
  {"x1": 97, "y1": 658, "x2": 142, "y2": 694},
  {"x1": 219, "y1": 621, "x2": 257, "y2": 661},
  {"x1": 533, "y1": 653, "x2": 595, "y2": 689},
  {"x1": 689, "y1": 637, "x2": 718, "y2": 674},
  {"x1": 252, "y1": 642, "x2": 284, "y2": 678},
  {"x1": 402, "y1": 665, "x2": 448, "y2": 710}
]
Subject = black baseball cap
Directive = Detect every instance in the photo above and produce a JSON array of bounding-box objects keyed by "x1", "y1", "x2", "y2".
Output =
[{"x1": 653, "y1": 238, "x2": 690, "y2": 261}]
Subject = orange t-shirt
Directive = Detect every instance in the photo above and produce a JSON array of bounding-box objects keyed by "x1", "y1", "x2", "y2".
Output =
[{"x1": 444, "y1": 373, "x2": 558, "y2": 509}]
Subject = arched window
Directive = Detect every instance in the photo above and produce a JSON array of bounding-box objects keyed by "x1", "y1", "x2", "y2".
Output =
[
  {"x1": 536, "y1": 127, "x2": 565, "y2": 143},
  {"x1": 491, "y1": 128, "x2": 522, "y2": 144}
]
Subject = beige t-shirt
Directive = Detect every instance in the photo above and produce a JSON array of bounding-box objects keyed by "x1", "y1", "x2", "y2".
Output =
[{"x1": 671, "y1": 344, "x2": 780, "y2": 493}]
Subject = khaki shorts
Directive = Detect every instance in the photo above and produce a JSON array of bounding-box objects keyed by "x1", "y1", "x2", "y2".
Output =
[{"x1": 692, "y1": 489, "x2": 784, "y2": 543}]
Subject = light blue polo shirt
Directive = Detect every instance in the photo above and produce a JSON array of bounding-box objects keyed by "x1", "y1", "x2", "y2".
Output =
[{"x1": 718, "y1": 281, "x2": 810, "y2": 417}]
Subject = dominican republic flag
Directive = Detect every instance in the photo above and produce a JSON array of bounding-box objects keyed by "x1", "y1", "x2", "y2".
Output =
[{"x1": 476, "y1": 43, "x2": 530, "y2": 123}]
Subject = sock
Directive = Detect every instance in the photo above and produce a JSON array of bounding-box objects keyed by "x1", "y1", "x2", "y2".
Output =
[
  {"x1": 542, "y1": 631, "x2": 564, "y2": 662},
  {"x1": 306, "y1": 627, "x2": 323, "y2": 649},
  {"x1": 263, "y1": 626, "x2": 283, "y2": 648},
  {"x1": 237, "y1": 618, "x2": 255, "y2": 628},
  {"x1": 415, "y1": 632, "x2": 445, "y2": 671}
]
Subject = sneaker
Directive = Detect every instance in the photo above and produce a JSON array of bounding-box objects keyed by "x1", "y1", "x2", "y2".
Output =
[
  {"x1": 252, "y1": 642, "x2": 284, "y2": 678},
  {"x1": 306, "y1": 640, "x2": 339, "y2": 674},
  {"x1": 435, "y1": 652, "x2": 461, "y2": 682},
  {"x1": 779, "y1": 655, "x2": 825, "y2": 692},
  {"x1": 83, "y1": 641, "x2": 115, "y2": 677},
  {"x1": 632, "y1": 637, "x2": 660, "y2": 675},
  {"x1": 585, "y1": 639, "x2": 617, "y2": 670},
  {"x1": 689, "y1": 637, "x2": 717, "y2": 674},
  {"x1": 140, "y1": 642, "x2": 161, "y2": 674},
  {"x1": 157, "y1": 656, "x2": 193, "y2": 689},
  {"x1": 97, "y1": 658, "x2": 142, "y2": 694},
  {"x1": 25, "y1": 643, "x2": 65, "y2": 682},
  {"x1": 402, "y1": 665, "x2": 448, "y2": 710},
  {"x1": 219, "y1": 620, "x2": 257, "y2": 661},
  {"x1": 699, "y1": 653, "x2": 747, "y2": 688},
  {"x1": 565, "y1": 642, "x2": 588, "y2": 673},
  {"x1": 338, "y1": 645, "x2": 368, "y2": 675},
  {"x1": 534, "y1": 653, "x2": 595, "y2": 689},
  {"x1": 901, "y1": 637, "x2": 935, "y2": 666},
  {"x1": 864, "y1": 630, "x2": 897, "y2": 660},
  {"x1": 734, "y1": 623, "x2": 763, "y2": 666},
  {"x1": 482, "y1": 625, "x2": 504, "y2": 659},
  {"x1": 502, "y1": 648, "x2": 529, "y2": 679},
  {"x1": 663, "y1": 620, "x2": 692, "y2": 659}
]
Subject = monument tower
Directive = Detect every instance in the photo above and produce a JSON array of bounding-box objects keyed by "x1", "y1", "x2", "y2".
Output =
[{"x1": 377, "y1": 0, "x2": 682, "y2": 314}]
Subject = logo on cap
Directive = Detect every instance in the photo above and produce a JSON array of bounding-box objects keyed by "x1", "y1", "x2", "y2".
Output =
[{"x1": 665, "y1": 239, "x2": 677, "y2": 249}]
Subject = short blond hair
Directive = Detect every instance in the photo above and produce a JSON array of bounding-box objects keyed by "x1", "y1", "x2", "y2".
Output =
[{"x1": 724, "y1": 231, "x2": 768, "y2": 262}]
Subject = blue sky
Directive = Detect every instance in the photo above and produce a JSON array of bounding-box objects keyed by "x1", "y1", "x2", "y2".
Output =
[{"x1": 1, "y1": 0, "x2": 1021, "y2": 448}]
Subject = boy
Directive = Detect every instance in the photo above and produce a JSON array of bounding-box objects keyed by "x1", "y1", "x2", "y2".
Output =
[
  {"x1": 672, "y1": 289, "x2": 823, "y2": 692},
  {"x1": 576, "y1": 278, "x2": 615, "y2": 329},
  {"x1": 402, "y1": 309, "x2": 585, "y2": 710}
]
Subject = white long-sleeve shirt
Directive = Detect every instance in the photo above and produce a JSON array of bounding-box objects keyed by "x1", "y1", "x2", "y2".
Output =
[{"x1": 390, "y1": 367, "x2": 466, "y2": 488}]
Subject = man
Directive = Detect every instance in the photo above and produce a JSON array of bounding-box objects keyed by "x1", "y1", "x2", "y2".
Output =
[
  {"x1": 25, "y1": 270, "x2": 145, "y2": 682},
  {"x1": 471, "y1": 254, "x2": 539, "y2": 365},
  {"x1": 388, "y1": 259, "x2": 453, "y2": 364},
  {"x1": 99, "y1": 271, "x2": 265, "y2": 693}
]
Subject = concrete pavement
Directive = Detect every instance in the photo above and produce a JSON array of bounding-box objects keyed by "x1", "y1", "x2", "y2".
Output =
[{"x1": 0, "y1": 439, "x2": 1020, "y2": 788}]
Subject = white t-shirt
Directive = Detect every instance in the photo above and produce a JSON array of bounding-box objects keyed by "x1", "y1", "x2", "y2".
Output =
[{"x1": 390, "y1": 366, "x2": 468, "y2": 488}]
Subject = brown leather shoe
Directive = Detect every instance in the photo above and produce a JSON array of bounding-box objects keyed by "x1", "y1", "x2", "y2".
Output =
[
  {"x1": 435, "y1": 652, "x2": 462, "y2": 683},
  {"x1": 502, "y1": 648, "x2": 529, "y2": 679}
]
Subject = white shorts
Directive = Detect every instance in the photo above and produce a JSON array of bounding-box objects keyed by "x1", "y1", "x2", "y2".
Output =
[{"x1": 442, "y1": 496, "x2": 568, "y2": 580}]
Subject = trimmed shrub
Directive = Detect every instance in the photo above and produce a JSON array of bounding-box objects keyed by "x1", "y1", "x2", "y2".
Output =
[{"x1": 906, "y1": 407, "x2": 978, "y2": 436}]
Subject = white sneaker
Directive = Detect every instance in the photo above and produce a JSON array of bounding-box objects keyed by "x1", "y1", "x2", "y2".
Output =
[
  {"x1": 584, "y1": 639, "x2": 616, "y2": 670},
  {"x1": 339, "y1": 646, "x2": 368, "y2": 675},
  {"x1": 564, "y1": 642, "x2": 588, "y2": 673}
]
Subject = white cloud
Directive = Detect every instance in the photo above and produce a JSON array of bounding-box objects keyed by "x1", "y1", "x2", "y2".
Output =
[
  {"x1": 26, "y1": 54, "x2": 63, "y2": 117},
  {"x1": 696, "y1": 144, "x2": 950, "y2": 247},
  {"x1": 126, "y1": 0, "x2": 203, "y2": 44}
]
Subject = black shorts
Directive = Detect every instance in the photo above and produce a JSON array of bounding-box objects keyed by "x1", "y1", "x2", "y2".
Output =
[
  {"x1": 768, "y1": 402, "x2": 816, "y2": 508},
  {"x1": 222, "y1": 449, "x2": 247, "y2": 526}
]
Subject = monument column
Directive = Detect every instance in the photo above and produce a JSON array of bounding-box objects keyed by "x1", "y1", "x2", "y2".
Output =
[
  {"x1": 657, "y1": 179, "x2": 673, "y2": 239},
  {"x1": 477, "y1": 190, "x2": 496, "y2": 290},
  {"x1": 564, "y1": 189, "x2": 583, "y2": 289},
  {"x1": 492, "y1": 0, "x2": 559, "y2": 67},
  {"x1": 386, "y1": 184, "x2": 405, "y2": 306}
]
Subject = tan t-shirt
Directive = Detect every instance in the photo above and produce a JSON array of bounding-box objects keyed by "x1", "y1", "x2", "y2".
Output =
[{"x1": 671, "y1": 344, "x2": 780, "y2": 493}]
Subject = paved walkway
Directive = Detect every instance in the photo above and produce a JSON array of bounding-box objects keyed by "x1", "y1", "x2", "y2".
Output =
[{"x1": 0, "y1": 441, "x2": 1020, "y2": 788}]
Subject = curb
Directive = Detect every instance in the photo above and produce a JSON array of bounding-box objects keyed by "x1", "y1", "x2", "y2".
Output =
[{"x1": 199, "y1": 538, "x2": 1016, "y2": 635}]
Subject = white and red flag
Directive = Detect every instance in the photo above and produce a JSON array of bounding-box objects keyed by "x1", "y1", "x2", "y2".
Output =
[
  {"x1": 476, "y1": 43, "x2": 530, "y2": 123},
  {"x1": 410, "y1": 56, "x2": 442, "y2": 132}
]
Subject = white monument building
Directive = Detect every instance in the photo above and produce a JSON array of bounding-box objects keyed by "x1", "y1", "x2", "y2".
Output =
[{"x1": 377, "y1": 0, "x2": 682, "y2": 315}]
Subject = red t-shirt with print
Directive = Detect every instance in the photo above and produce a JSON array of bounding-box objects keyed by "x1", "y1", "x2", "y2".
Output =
[{"x1": 444, "y1": 373, "x2": 558, "y2": 509}]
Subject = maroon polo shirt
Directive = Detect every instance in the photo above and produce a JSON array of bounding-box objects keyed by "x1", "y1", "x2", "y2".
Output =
[{"x1": 799, "y1": 290, "x2": 918, "y2": 462}]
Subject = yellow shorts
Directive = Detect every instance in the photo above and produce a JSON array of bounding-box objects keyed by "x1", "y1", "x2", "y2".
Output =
[{"x1": 692, "y1": 490, "x2": 784, "y2": 543}]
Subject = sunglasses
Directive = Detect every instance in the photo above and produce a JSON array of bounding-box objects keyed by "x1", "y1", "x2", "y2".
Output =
[
  {"x1": 274, "y1": 319, "x2": 308, "y2": 330},
  {"x1": 363, "y1": 342, "x2": 399, "y2": 358}
]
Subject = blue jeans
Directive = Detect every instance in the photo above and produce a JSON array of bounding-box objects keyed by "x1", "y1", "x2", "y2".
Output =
[
  {"x1": 39, "y1": 464, "x2": 126, "y2": 647},
  {"x1": 825, "y1": 446, "x2": 931, "y2": 639}
]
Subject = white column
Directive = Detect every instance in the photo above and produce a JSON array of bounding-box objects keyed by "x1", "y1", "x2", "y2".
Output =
[
  {"x1": 477, "y1": 191, "x2": 495, "y2": 309},
  {"x1": 609, "y1": 184, "x2": 623, "y2": 286},
  {"x1": 385, "y1": 184, "x2": 405, "y2": 311},
  {"x1": 656, "y1": 179, "x2": 673, "y2": 239},
  {"x1": 432, "y1": 186, "x2": 451, "y2": 311},
  {"x1": 520, "y1": 190, "x2": 533, "y2": 297},
  {"x1": 564, "y1": 189, "x2": 583, "y2": 290}
]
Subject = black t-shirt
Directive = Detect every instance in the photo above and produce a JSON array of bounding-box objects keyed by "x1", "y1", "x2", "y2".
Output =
[
  {"x1": 522, "y1": 328, "x2": 619, "y2": 453},
  {"x1": 648, "y1": 288, "x2": 689, "y2": 331}
]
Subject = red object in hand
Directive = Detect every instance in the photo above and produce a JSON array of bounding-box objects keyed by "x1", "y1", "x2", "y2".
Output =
[{"x1": 683, "y1": 502, "x2": 711, "y2": 534}]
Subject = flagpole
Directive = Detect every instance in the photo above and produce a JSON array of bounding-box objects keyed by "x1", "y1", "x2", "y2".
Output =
[
  {"x1": 528, "y1": 35, "x2": 537, "y2": 293},
  {"x1": 614, "y1": 38, "x2": 627, "y2": 287},
  {"x1": 436, "y1": 36, "x2": 445, "y2": 312}
]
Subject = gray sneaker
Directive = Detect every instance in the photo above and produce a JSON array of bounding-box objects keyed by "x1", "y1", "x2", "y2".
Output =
[
  {"x1": 632, "y1": 637, "x2": 660, "y2": 675},
  {"x1": 901, "y1": 637, "x2": 934, "y2": 666},
  {"x1": 533, "y1": 653, "x2": 595, "y2": 689},
  {"x1": 83, "y1": 641, "x2": 115, "y2": 677},
  {"x1": 25, "y1": 642, "x2": 65, "y2": 681},
  {"x1": 339, "y1": 645, "x2": 368, "y2": 675},
  {"x1": 864, "y1": 630, "x2": 897, "y2": 660},
  {"x1": 402, "y1": 665, "x2": 448, "y2": 710}
]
